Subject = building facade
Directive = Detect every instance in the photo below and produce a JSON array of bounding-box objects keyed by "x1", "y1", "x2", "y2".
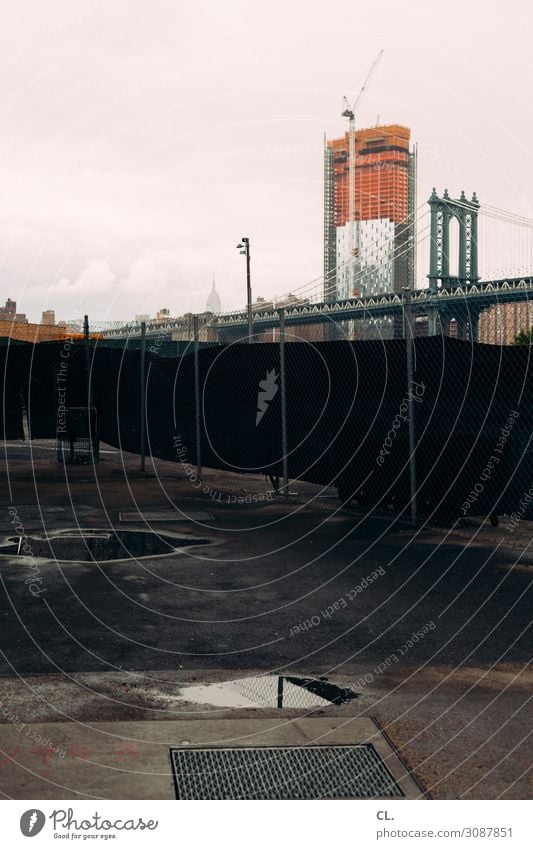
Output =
[
  {"x1": 324, "y1": 124, "x2": 416, "y2": 302},
  {"x1": 0, "y1": 298, "x2": 27, "y2": 324},
  {"x1": 41, "y1": 310, "x2": 55, "y2": 326},
  {"x1": 479, "y1": 301, "x2": 533, "y2": 345}
]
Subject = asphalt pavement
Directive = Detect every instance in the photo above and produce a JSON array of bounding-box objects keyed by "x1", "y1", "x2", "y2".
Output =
[{"x1": 0, "y1": 441, "x2": 530, "y2": 799}]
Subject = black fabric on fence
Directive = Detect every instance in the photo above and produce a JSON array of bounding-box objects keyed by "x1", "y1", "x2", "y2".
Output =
[
  {"x1": 413, "y1": 337, "x2": 532, "y2": 517},
  {"x1": 0, "y1": 342, "x2": 25, "y2": 439},
  {"x1": 147, "y1": 351, "x2": 196, "y2": 462},
  {"x1": 314, "y1": 337, "x2": 532, "y2": 517},
  {"x1": 7, "y1": 336, "x2": 532, "y2": 520},
  {"x1": 199, "y1": 343, "x2": 283, "y2": 472},
  {"x1": 92, "y1": 347, "x2": 144, "y2": 456},
  {"x1": 92, "y1": 346, "x2": 198, "y2": 460},
  {"x1": 283, "y1": 338, "x2": 408, "y2": 500},
  {"x1": 95, "y1": 338, "x2": 218, "y2": 357},
  {"x1": 190, "y1": 337, "x2": 532, "y2": 519},
  {"x1": 16, "y1": 341, "x2": 89, "y2": 439},
  {"x1": 92, "y1": 343, "x2": 284, "y2": 470}
]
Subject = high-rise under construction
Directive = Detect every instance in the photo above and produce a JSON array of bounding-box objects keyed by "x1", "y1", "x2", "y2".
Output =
[{"x1": 324, "y1": 124, "x2": 417, "y2": 302}]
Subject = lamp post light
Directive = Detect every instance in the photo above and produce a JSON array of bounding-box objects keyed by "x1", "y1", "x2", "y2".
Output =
[{"x1": 236, "y1": 236, "x2": 252, "y2": 342}]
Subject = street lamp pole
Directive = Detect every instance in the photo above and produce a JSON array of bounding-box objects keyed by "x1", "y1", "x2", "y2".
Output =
[
  {"x1": 403, "y1": 287, "x2": 417, "y2": 525},
  {"x1": 237, "y1": 236, "x2": 252, "y2": 342}
]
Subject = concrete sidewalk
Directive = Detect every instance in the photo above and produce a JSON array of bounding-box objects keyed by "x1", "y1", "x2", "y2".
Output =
[{"x1": 0, "y1": 716, "x2": 422, "y2": 800}]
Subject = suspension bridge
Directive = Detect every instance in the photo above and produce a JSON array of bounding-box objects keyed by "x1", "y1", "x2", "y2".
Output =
[{"x1": 99, "y1": 189, "x2": 533, "y2": 343}]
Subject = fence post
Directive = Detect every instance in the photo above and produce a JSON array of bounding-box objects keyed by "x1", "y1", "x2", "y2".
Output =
[
  {"x1": 193, "y1": 314, "x2": 202, "y2": 480},
  {"x1": 278, "y1": 308, "x2": 289, "y2": 500},
  {"x1": 403, "y1": 289, "x2": 417, "y2": 525},
  {"x1": 83, "y1": 315, "x2": 92, "y2": 406},
  {"x1": 83, "y1": 315, "x2": 96, "y2": 461},
  {"x1": 140, "y1": 321, "x2": 146, "y2": 472},
  {"x1": 277, "y1": 675, "x2": 284, "y2": 709}
]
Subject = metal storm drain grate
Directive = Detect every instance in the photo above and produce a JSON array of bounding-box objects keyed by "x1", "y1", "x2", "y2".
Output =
[{"x1": 170, "y1": 745, "x2": 404, "y2": 800}]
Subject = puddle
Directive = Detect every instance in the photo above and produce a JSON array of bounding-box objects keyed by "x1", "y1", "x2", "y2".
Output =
[
  {"x1": 119, "y1": 511, "x2": 213, "y2": 522},
  {"x1": 0, "y1": 529, "x2": 208, "y2": 562},
  {"x1": 177, "y1": 676, "x2": 359, "y2": 709}
]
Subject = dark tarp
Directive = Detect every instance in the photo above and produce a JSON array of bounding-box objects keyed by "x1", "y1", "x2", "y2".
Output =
[
  {"x1": 5, "y1": 336, "x2": 532, "y2": 519},
  {"x1": 95, "y1": 338, "x2": 217, "y2": 357},
  {"x1": 190, "y1": 337, "x2": 532, "y2": 518},
  {"x1": 91, "y1": 343, "x2": 284, "y2": 470},
  {"x1": 413, "y1": 336, "x2": 532, "y2": 517},
  {"x1": 91, "y1": 347, "x2": 145, "y2": 456},
  {"x1": 0, "y1": 341, "x2": 25, "y2": 439},
  {"x1": 16, "y1": 341, "x2": 89, "y2": 439}
]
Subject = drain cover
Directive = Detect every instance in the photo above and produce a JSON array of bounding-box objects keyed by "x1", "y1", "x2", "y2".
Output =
[{"x1": 170, "y1": 745, "x2": 403, "y2": 800}]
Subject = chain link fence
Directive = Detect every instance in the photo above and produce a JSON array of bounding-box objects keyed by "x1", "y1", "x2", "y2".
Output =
[{"x1": 1, "y1": 309, "x2": 531, "y2": 525}]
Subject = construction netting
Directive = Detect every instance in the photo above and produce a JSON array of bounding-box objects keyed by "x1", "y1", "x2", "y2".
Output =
[{"x1": 1, "y1": 334, "x2": 531, "y2": 522}]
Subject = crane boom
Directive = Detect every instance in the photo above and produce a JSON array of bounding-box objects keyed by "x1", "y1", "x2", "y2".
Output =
[
  {"x1": 341, "y1": 49, "x2": 383, "y2": 296},
  {"x1": 351, "y1": 49, "x2": 383, "y2": 116}
]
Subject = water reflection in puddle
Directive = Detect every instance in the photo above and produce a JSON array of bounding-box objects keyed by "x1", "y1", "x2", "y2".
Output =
[
  {"x1": 0, "y1": 529, "x2": 207, "y2": 562},
  {"x1": 177, "y1": 676, "x2": 359, "y2": 709}
]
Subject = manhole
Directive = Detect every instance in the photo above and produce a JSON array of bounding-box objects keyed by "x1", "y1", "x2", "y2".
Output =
[
  {"x1": 170, "y1": 745, "x2": 403, "y2": 799},
  {"x1": 177, "y1": 676, "x2": 358, "y2": 708},
  {"x1": 119, "y1": 511, "x2": 213, "y2": 522},
  {"x1": 0, "y1": 529, "x2": 208, "y2": 562}
]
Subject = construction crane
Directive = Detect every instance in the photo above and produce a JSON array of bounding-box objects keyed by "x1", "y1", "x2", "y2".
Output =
[{"x1": 341, "y1": 49, "x2": 383, "y2": 295}]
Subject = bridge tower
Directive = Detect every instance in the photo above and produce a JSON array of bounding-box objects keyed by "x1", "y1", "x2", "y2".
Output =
[
  {"x1": 427, "y1": 188, "x2": 481, "y2": 340},
  {"x1": 428, "y1": 188, "x2": 479, "y2": 290}
]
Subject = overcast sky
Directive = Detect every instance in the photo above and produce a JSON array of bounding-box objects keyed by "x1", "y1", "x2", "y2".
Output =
[{"x1": 0, "y1": 0, "x2": 532, "y2": 322}]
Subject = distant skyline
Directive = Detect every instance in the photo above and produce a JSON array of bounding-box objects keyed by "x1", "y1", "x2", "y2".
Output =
[{"x1": 0, "y1": 0, "x2": 531, "y2": 321}]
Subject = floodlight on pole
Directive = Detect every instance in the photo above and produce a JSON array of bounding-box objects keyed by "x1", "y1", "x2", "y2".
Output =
[{"x1": 236, "y1": 237, "x2": 252, "y2": 342}]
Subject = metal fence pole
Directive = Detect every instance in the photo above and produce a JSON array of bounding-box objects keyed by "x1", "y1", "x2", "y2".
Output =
[
  {"x1": 246, "y1": 240, "x2": 253, "y2": 343},
  {"x1": 140, "y1": 321, "x2": 146, "y2": 472},
  {"x1": 277, "y1": 675, "x2": 284, "y2": 709},
  {"x1": 279, "y1": 308, "x2": 289, "y2": 500},
  {"x1": 83, "y1": 314, "x2": 95, "y2": 461},
  {"x1": 403, "y1": 289, "x2": 417, "y2": 524},
  {"x1": 83, "y1": 314, "x2": 92, "y2": 406},
  {"x1": 193, "y1": 314, "x2": 202, "y2": 480}
]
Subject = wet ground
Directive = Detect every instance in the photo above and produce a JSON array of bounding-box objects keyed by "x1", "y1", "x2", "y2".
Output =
[
  {"x1": 0, "y1": 528, "x2": 207, "y2": 561},
  {"x1": 0, "y1": 440, "x2": 531, "y2": 799}
]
